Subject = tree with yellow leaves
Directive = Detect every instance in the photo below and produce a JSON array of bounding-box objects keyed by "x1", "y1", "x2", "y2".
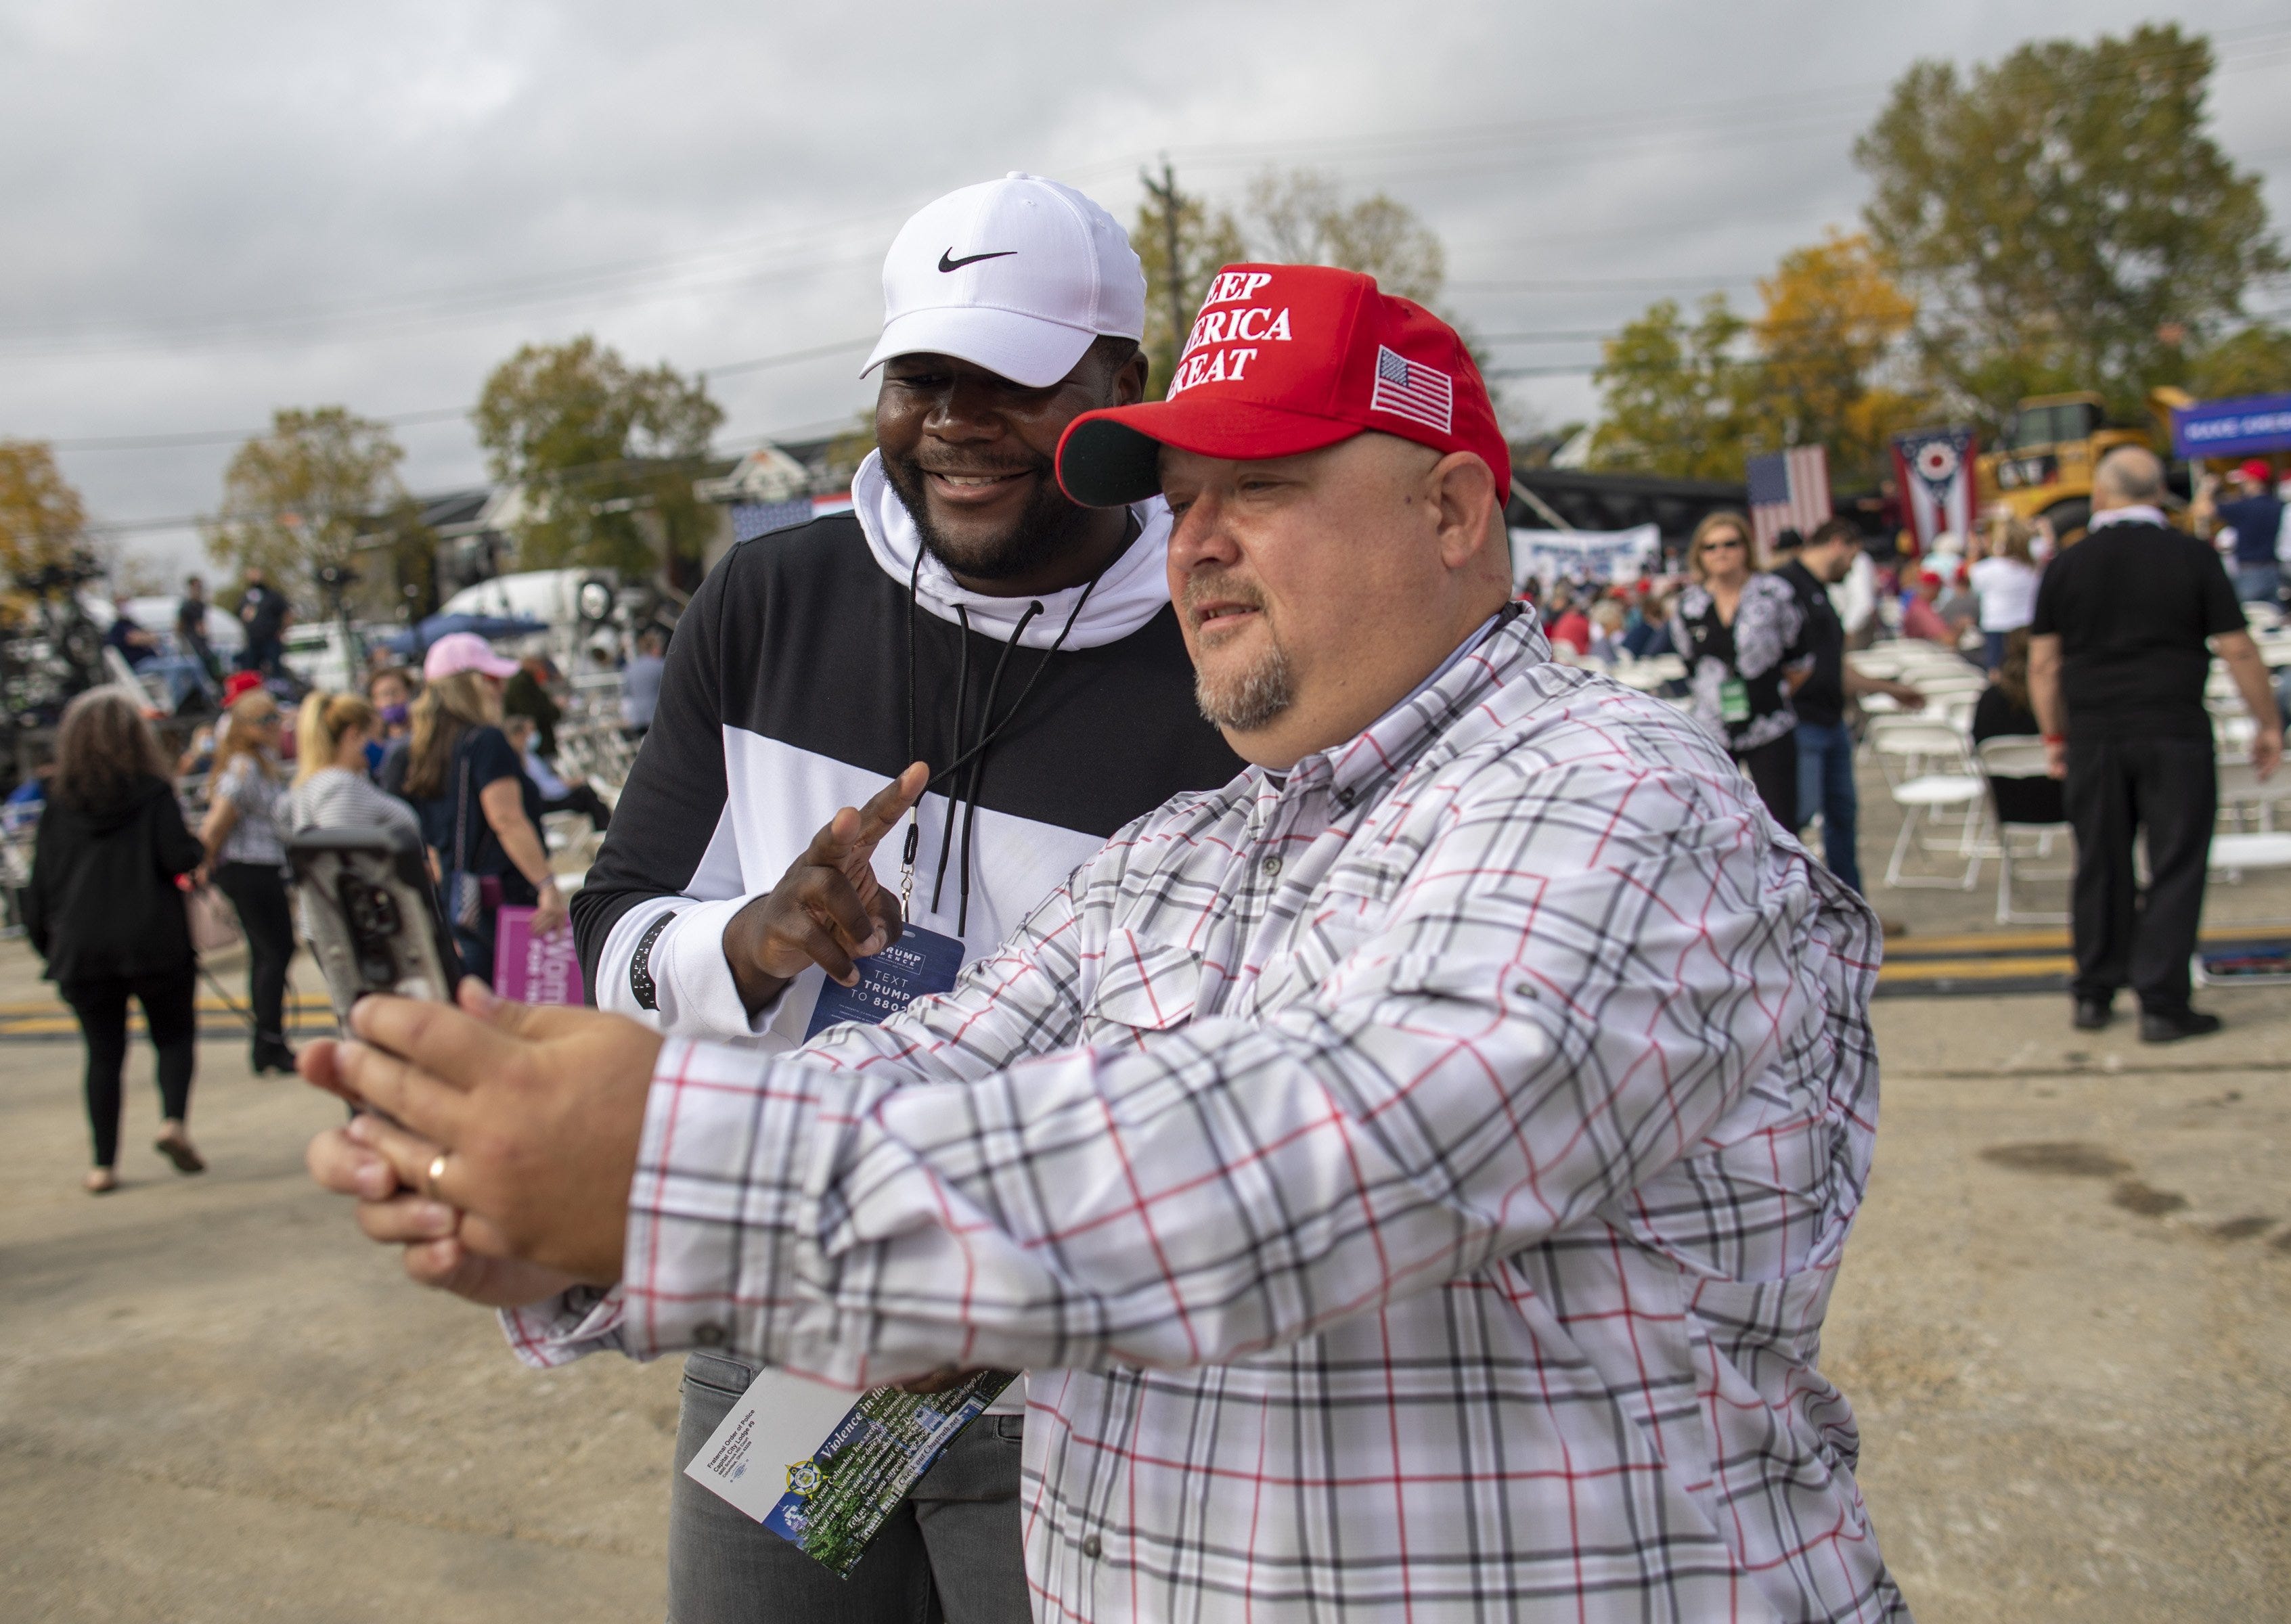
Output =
[
  {"x1": 1752, "y1": 231, "x2": 1923, "y2": 484},
  {"x1": 1593, "y1": 235, "x2": 1924, "y2": 485},
  {"x1": 0, "y1": 441, "x2": 89, "y2": 580}
]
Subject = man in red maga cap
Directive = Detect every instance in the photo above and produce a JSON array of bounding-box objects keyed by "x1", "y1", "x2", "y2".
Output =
[{"x1": 301, "y1": 265, "x2": 1907, "y2": 1622}]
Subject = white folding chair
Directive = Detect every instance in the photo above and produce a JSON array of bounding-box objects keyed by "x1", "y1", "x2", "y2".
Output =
[
  {"x1": 2207, "y1": 828, "x2": 2291, "y2": 932},
  {"x1": 2210, "y1": 831, "x2": 2291, "y2": 881},
  {"x1": 2218, "y1": 757, "x2": 2291, "y2": 834},
  {"x1": 1871, "y1": 717, "x2": 1988, "y2": 888},
  {"x1": 1975, "y1": 736, "x2": 2071, "y2": 924}
]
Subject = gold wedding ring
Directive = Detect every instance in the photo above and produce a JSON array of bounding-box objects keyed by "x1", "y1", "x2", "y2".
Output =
[{"x1": 426, "y1": 1152, "x2": 451, "y2": 1199}]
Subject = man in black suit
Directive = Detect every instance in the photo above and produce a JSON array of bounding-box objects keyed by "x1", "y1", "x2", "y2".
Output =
[{"x1": 2029, "y1": 447, "x2": 2283, "y2": 1042}]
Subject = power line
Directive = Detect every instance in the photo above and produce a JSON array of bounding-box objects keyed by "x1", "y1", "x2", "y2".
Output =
[
  {"x1": 76, "y1": 412, "x2": 868, "y2": 539},
  {"x1": 38, "y1": 335, "x2": 878, "y2": 454},
  {"x1": 22, "y1": 26, "x2": 2286, "y2": 363}
]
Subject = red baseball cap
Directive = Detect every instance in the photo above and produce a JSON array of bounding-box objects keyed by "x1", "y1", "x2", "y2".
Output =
[
  {"x1": 220, "y1": 671, "x2": 265, "y2": 707},
  {"x1": 1056, "y1": 263, "x2": 1510, "y2": 508},
  {"x1": 2241, "y1": 459, "x2": 2275, "y2": 484}
]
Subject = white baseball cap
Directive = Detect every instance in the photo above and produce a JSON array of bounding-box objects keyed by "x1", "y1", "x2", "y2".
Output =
[{"x1": 863, "y1": 173, "x2": 1146, "y2": 390}]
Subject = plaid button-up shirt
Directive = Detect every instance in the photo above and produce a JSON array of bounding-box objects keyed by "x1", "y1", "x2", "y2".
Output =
[{"x1": 514, "y1": 610, "x2": 1907, "y2": 1622}]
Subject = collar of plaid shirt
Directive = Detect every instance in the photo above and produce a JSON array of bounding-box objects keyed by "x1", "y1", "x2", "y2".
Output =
[{"x1": 509, "y1": 609, "x2": 1906, "y2": 1622}]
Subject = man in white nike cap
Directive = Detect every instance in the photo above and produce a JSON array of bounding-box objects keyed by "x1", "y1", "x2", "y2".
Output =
[{"x1": 306, "y1": 177, "x2": 1239, "y2": 1620}]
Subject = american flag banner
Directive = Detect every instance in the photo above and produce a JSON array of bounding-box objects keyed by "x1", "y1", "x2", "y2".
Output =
[
  {"x1": 1368, "y1": 345, "x2": 1454, "y2": 434},
  {"x1": 729, "y1": 499, "x2": 813, "y2": 543},
  {"x1": 1746, "y1": 445, "x2": 1831, "y2": 554},
  {"x1": 729, "y1": 493, "x2": 856, "y2": 543}
]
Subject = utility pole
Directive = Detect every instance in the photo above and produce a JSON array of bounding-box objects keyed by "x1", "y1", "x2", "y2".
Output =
[{"x1": 1140, "y1": 157, "x2": 1188, "y2": 355}]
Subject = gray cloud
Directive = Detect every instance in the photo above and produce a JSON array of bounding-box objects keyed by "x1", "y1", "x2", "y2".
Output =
[{"x1": 3, "y1": 0, "x2": 2285, "y2": 577}]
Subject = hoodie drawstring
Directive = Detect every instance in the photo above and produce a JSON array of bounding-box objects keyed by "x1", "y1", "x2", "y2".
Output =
[
  {"x1": 954, "y1": 600, "x2": 1042, "y2": 931},
  {"x1": 904, "y1": 569, "x2": 1104, "y2": 936},
  {"x1": 929, "y1": 606, "x2": 976, "y2": 916}
]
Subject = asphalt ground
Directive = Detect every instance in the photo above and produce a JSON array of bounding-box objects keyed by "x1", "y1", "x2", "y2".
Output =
[{"x1": 4, "y1": 741, "x2": 2287, "y2": 1621}]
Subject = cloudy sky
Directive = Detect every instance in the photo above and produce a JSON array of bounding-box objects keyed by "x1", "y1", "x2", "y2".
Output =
[{"x1": 4, "y1": 0, "x2": 2288, "y2": 579}]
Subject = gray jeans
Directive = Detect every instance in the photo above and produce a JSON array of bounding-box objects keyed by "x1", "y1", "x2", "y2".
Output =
[{"x1": 669, "y1": 1352, "x2": 1031, "y2": 1624}]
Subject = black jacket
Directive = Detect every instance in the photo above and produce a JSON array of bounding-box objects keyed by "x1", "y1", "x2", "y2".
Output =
[{"x1": 26, "y1": 775, "x2": 204, "y2": 986}]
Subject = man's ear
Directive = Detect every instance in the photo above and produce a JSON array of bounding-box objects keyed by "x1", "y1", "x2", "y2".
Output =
[
  {"x1": 1113, "y1": 347, "x2": 1151, "y2": 409},
  {"x1": 1429, "y1": 452, "x2": 1503, "y2": 571}
]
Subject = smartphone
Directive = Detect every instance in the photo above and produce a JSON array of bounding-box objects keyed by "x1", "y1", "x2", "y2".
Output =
[{"x1": 288, "y1": 826, "x2": 460, "y2": 1027}]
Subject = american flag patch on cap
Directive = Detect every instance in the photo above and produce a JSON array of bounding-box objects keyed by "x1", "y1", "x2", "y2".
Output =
[{"x1": 1369, "y1": 345, "x2": 1454, "y2": 434}]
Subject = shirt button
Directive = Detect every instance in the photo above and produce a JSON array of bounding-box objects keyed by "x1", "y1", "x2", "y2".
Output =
[
  {"x1": 693, "y1": 1322, "x2": 728, "y2": 1347},
  {"x1": 1081, "y1": 1534, "x2": 1102, "y2": 1560},
  {"x1": 1261, "y1": 855, "x2": 1282, "y2": 878},
  {"x1": 1335, "y1": 786, "x2": 1356, "y2": 808}
]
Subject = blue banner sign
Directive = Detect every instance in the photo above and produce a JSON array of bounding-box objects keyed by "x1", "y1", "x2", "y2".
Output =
[{"x1": 2171, "y1": 392, "x2": 2291, "y2": 459}]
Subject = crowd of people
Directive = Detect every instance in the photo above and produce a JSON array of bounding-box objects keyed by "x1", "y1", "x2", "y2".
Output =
[
  {"x1": 19, "y1": 624, "x2": 636, "y2": 1194},
  {"x1": 284, "y1": 177, "x2": 1913, "y2": 1623},
  {"x1": 13, "y1": 165, "x2": 2289, "y2": 1622},
  {"x1": 1511, "y1": 446, "x2": 2283, "y2": 1042}
]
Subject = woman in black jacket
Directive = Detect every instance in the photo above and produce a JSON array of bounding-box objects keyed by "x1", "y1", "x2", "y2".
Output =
[{"x1": 26, "y1": 690, "x2": 206, "y2": 1192}]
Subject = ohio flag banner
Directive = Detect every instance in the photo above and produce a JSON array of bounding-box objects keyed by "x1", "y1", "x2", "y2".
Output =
[{"x1": 1890, "y1": 428, "x2": 1979, "y2": 552}]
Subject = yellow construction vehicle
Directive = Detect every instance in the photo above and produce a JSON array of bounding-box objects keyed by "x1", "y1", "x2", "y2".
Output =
[{"x1": 1974, "y1": 390, "x2": 2158, "y2": 545}]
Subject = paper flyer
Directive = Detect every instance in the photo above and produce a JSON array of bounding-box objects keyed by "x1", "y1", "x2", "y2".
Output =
[
  {"x1": 686, "y1": 1370, "x2": 1017, "y2": 1577},
  {"x1": 684, "y1": 921, "x2": 1015, "y2": 1576}
]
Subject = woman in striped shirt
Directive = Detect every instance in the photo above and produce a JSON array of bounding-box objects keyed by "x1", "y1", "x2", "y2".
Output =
[
  {"x1": 284, "y1": 691, "x2": 420, "y2": 842},
  {"x1": 199, "y1": 688, "x2": 297, "y2": 1075}
]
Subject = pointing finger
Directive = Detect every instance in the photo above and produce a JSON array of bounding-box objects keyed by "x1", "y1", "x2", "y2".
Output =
[
  {"x1": 802, "y1": 763, "x2": 927, "y2": 869},
  {"x1": 853, "y1": 762, "x2": 929, "y2": 847}
]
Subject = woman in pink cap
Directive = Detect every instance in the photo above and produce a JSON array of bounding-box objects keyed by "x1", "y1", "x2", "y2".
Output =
[{"x1": 385, "y1": 633, "x2": 566, "y2": 985}]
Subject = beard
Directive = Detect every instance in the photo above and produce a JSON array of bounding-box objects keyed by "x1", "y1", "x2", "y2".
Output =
[
  {"x1": 879, "y1": 446, "x2": 1094, "y2": 583},
  {"x1": 1195, "y1": 641, "x2": 1295, "y2": 733},
  {"x1": 1184, "y1": 572, "x2": 1295, "y2": 731}
]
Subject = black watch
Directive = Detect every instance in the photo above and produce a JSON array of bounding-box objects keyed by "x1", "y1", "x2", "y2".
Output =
[{"x1": 630, "y1": 911, "x2": 677, "y2": 1011}]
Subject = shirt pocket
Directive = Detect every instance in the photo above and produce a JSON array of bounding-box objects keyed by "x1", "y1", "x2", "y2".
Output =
[
  {"x1": 1078, "y1": 928, "x2": 1201, "y2": 1048},
  {"x1": 1259, "y1": 858, "x2": 1407, "y2": 1011}
]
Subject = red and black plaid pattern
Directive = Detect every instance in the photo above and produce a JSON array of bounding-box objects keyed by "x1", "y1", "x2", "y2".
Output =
[{"x1": 511, "y1": 613, "x2": 1908, "y2": 1621}]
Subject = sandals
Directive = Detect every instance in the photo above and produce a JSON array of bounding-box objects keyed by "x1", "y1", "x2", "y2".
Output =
[
  {"x1": 84, "y1": 1167, "x2": 119, "y2": 1195},
  {"x1": 154, "y1": 1134, "x2": 206, "y2": 1175}
]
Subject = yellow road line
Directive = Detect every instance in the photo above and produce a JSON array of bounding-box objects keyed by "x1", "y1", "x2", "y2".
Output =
[
  {"x1": 1877, "y1": 955, "x2": 2076, "y2": 980},
  {"x1": 0, "y1": 994, "x2": 334, "y2": 1018},
  {"x1": 1892, "y1": 924, "x2": 2282, "y2": 958}
]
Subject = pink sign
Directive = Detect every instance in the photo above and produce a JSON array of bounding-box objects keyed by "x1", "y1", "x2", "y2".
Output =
[{"x1": 493, "y1": 905, "x2": 585, "y2": 1006}]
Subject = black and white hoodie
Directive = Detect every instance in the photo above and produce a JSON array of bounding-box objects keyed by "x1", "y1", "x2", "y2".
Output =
[{"x1": 573, "y1": 449, "x2": 1242, "y2": 1047}]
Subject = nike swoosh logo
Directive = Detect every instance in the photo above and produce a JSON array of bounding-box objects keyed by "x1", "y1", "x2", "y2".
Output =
[{"x1": 938, "y1": 248, "x2": 1017, "y2": 273}]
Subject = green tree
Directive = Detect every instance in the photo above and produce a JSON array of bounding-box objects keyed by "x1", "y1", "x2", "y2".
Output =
[
  {"x1": 2187, "y1": 323, "x2": 2291, "y2": 400},
  {"x1": 206, "y1": 407, "x2": 412, "y2": 607},
  {"x1": 1136, "y1": 168, "x2": 1247, "y2": 397},
  {"x1": 472, "y1": 336, "x2": 725, "y2": 574},
  {"x1": 1589, "y1": 295, "x2": 1752, "y2": 480},
  {"x1": 0, "y1": 441, "x2": 89, "y2": 579},
  {"x1": 1856, "y1": 23, "x2": 2286, "y2": 430}
]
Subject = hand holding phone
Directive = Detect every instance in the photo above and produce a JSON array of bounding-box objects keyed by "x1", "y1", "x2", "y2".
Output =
[{"x1": 288, "y1": 826, "x2": 460, "y2": 1028}]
